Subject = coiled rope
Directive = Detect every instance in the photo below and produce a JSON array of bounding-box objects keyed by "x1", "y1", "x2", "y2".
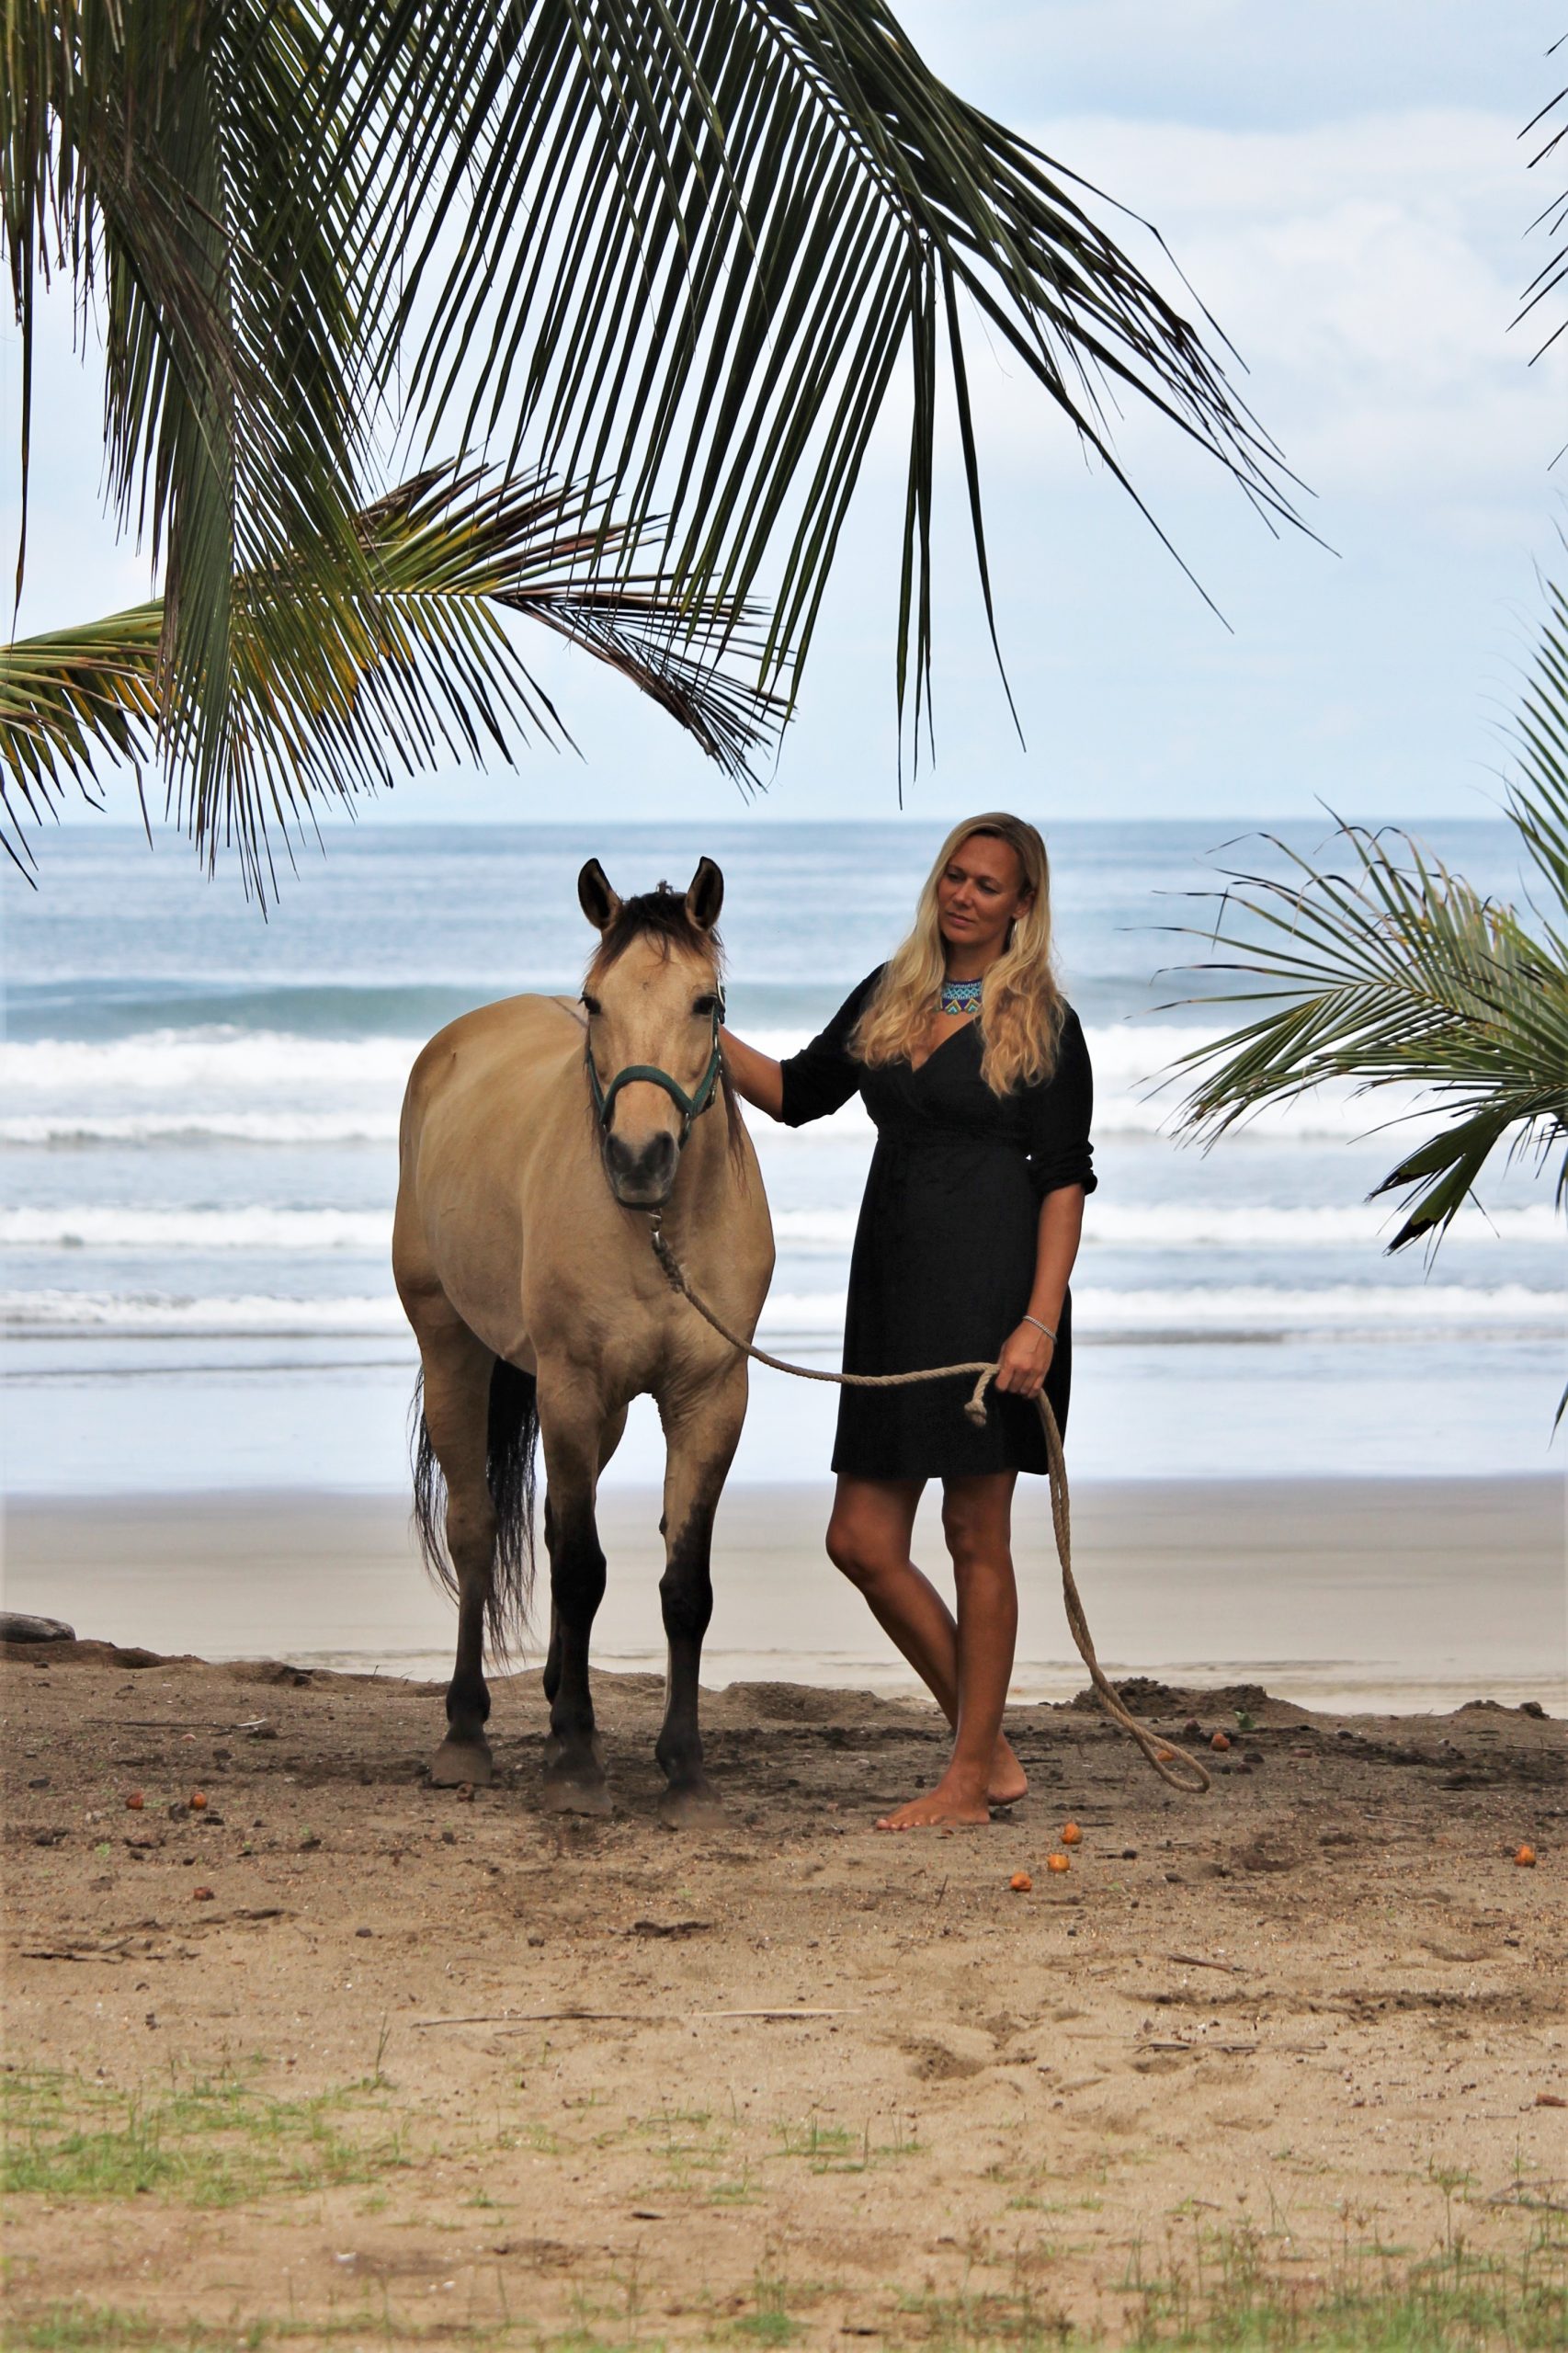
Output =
[{"x1": 649, "y1": 1218, "x2": 1210, "y2": 1796}]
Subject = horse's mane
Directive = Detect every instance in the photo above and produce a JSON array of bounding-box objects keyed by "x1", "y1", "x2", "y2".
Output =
[{"x1": 585, "y1": 883, "x2": 723, "y2": 983}]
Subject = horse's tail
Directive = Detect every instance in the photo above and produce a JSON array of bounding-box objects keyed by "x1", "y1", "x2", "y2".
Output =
[{"x1": 410, "y1": 1359, "x2": 540, "y2": 1659}]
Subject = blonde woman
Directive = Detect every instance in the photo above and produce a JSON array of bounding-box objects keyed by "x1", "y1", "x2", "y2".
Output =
[{"x1": 722, "y1": 814, "x2": 1095, "y2": 1829}]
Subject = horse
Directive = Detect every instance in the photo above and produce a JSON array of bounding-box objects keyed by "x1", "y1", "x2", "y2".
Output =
[{"x1": 392, "y1": 856, "x2": 775, "y2": 1824}]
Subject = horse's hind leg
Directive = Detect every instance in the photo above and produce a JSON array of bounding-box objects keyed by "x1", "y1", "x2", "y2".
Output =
[
  {"x1": 415, "y1": 1318, "x2": 501, "y2": 1788},
  {"x1": 654, "y1": 1365, "x2": 748, "y2": 1830}
]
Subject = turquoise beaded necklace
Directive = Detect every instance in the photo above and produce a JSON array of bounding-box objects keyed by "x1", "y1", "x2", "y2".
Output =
[{"x1": 939, "y1": 974, "x2": 983, "y2": 1017}]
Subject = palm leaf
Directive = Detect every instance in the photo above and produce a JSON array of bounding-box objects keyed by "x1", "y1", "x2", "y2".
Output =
[
  {"x1": 1517, "y1": 35, "x2": 1568, "y2": 363},
  {"x1": 0, "y1": 464, "x2": 784, "y2": 884},
  {"x1": 7, "y1": 0, "x2": 1303, "y2": 860},
  {"x1": 1161, "y1": 583, "x2": 1568, "y2": 1421},
  {"x1": 4, "y1": 1, "x2": 379, "y2": 837},
  {"x1": 335, "y1": 0, "x2": 1310, "y2": 751},
  {"x1": 1164, "y1": 819, "x2": 1567, "y2": 1244}
]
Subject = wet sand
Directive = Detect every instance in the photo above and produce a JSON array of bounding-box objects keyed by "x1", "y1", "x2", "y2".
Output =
[{"x1": 4, "y1": 1474, "x2": 1563, "y2": 1714}]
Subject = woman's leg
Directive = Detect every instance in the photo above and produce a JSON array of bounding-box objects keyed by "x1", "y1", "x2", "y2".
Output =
[
  {"x1": 825, "y1": 1473, "x2": 1027, "y2": 1812},
  {"x1": 872, "y1": 1472, "x2": 1020, "y2": 1830}
]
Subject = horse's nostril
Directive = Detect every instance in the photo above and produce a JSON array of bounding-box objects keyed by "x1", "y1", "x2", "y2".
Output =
[{"x1": 605, "y1": 1131, "x2": 678, "y2": 1197}]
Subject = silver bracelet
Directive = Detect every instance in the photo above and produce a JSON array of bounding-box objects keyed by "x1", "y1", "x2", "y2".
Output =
[{"x1": 1021, "y1": 1314, "x2": 1057, "y2": 1344}]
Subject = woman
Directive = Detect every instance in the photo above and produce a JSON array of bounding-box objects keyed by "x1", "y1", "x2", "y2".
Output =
[{"x1": 722, "y1": 813, "x2": 1095, "y2": 1830}]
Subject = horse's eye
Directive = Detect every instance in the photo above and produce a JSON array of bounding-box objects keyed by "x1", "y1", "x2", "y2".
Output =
[
  {"x1": 693, "y1": 994, "x2": 719, "y2": 1017},
  {"x1": 581, "y1": 993, "x2": 601, "y2": 1017}
]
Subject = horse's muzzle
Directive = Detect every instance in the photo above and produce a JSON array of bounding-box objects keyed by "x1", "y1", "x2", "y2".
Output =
[{"x1": 603, "y1": 1127, "x2": 680, "y2": 1206}]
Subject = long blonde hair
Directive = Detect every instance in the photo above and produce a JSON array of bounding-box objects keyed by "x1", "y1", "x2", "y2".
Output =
[{"x1": 853, "y1": 813, "x2": 1064, "y2": 1096}]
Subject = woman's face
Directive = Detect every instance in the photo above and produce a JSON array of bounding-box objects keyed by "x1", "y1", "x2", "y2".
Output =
[{"x1": 935, "y1": 833, "x2": 1034, "y2": 961}]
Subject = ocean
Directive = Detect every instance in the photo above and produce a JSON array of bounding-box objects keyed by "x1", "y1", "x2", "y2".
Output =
[{"x1": 2, "y1": 818, "x2": 1562, "y2": 1501}]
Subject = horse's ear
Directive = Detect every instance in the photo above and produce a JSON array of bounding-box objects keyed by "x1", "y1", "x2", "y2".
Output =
[
  {"x1": 685, "y1": 857, "x2": 723, "y2": 932},
  {"x1": 578, "y1": 858, "x2": 621, "y2": 932}
]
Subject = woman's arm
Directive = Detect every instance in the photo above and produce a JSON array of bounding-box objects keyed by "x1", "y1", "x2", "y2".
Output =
[
  {"x1": 724, "y1": 969, "x2": 882, "y2": 1128},
  {"x1": 720, "y1": 1029, "x2": 784, "y2": 1120},
  {"x1": 994, "y1": 1185, "x2": 1085, "y2": 1396}
]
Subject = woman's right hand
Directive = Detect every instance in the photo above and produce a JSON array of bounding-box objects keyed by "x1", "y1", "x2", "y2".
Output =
[{"x1": 720, "y1": 1029, "x2": 784, "y2": 1120}]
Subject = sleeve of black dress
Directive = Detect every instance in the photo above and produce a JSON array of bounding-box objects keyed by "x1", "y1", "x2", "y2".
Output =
[
  {"x1": 1023, "y1": 1005, "x2": 1097, "y2": 1199},
  {"x1": 777, "y1": 969, "x2": 882, "y2": 1128}
]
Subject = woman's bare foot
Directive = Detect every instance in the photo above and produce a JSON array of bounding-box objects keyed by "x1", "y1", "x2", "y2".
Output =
[
  {"x1": 876, "y1": 1770, "x2": 992, "y2": 1830},
  {"x1": 988, "y1": 1735, "x2": 1028, "y2": 1808}
]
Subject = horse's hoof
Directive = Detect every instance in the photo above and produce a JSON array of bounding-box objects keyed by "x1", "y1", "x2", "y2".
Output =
[
  {"x1": 430, "y1": 1738, "x2": 494, "y2": 1788},
  {"x1": 541, "y1": 1770, "x2": 612, "y2": 1817},
  {"x1": 658, "y1": 1784, "x2": 726, "y2": 1831}
]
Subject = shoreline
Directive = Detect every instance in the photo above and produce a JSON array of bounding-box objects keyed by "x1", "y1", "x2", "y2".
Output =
[{"x1": 5, "y1": 1472, "x2": 1562, "y2": 1717}]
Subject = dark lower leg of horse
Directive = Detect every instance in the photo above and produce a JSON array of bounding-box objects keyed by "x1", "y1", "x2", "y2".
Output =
[
  {"x1": 654, "y1": 1499, "x2": 723, "y2": 1828},
  {"x1": 432, "y1": 1489, "x2": 498, "y2": 1787},
  {"x1": 654, "y1": 1391, "x2": 744, "y2": 1829},
  {"x1": 541, "y1": 1602, "x2": 562, "y2": 1706},
  {"x1": 416, "y1": 1326, "x2": 501, "y2": 1790},
  {"x1": 540, "y1": 1490, "x2": 610, "y2": 1815}
]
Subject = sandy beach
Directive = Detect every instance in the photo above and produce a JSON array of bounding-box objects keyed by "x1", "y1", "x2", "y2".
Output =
[
  {"x1": 3, "y1": 1631, "x2": 1564, "y2": 2348},
  {"x1": 5, "y1": 1473, "x2": 1565, "y2": 2347},
  {"x1": 5, "y1": 1474, "x2": 1564, "y2": 1714}
]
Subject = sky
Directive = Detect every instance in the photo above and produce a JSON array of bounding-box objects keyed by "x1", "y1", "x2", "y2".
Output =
[{"x1": 4, "y1": 0, "x2": 1567, "y2": 833}]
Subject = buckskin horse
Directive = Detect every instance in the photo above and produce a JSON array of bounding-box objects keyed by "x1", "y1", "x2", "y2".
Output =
[{"x1": 392, "y1": 858, "x2": 774, "y2": 1824}]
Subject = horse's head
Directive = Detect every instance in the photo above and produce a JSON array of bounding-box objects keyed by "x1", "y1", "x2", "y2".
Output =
[{"x1": 578, "y1": 857, "x2": 727, "y2": 1208}]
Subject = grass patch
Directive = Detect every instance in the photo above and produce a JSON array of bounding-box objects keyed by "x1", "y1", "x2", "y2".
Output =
[
  {"x1": 3, "y1": 2309, "x2": 663, "y2": 2352},
  {"x1": 773, "y1": 2111, "x2": 921, "y2": 2176},
  {"x1": 1117, "y1": 2224, "x2": 1568, "y2": 2351},
  {"x1": 893, "y1": 2225, "x2": 1568, "y2": 2351},
  {"x1": 2, "y1": 2063, "x2": 407, "y2": 2210}
]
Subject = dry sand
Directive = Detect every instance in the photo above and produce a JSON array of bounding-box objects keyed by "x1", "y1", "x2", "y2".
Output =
[{"x1": 3, "y1": 1627, "x2": 1565, "y2": 2347}]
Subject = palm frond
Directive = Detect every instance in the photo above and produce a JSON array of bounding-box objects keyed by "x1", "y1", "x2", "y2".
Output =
[
  {"x1": 0, "y1": 465, "x2": 784, "y2": 885},
  {"x1": 1162, "y1": 568, "x2": 1568, "y2": 1428},
  {"x1": 354, "y1": 0, "x2": 1308, "y2": 751},
  {"x1": 3, "y1": 0, "x2": 377, "y2": 820},
  {"x1": 1517, "y1": 35, "x2": 1568, "y2": 363},
  {"x1": 7, "y1": 0, "x2": 1303, "y2": 859},
  {"x1": 1163, "y1": 815, "x2": 1568, "y2": 1247}
]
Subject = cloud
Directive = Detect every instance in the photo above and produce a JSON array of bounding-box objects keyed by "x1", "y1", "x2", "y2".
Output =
[{"x1": 944, "y1": 108, "x2": 1568, "y2": 518}]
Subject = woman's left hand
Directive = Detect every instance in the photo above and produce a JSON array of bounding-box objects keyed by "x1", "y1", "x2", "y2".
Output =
[{"x1": 995, "y1": 1320, "x2": 1053, "y2": 1398}]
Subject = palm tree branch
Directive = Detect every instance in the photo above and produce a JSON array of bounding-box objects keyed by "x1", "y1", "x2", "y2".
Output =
[
  {"x1": 354, "y1": 0, "x2": 1307, "y2": 733},
  {"x1": 0, "y1": 464, "x2": 785, "y2": 881}
]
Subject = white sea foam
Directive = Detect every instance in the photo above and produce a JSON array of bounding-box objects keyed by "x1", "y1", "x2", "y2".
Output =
[
  {"x1": 770, "y1": 1203, "x2": 1562, "y2": 1252},
  {"x1": 7, "y1": 1199, "x2": 1558, "y2": 1256},
  {"x1": 0, "y1": 1206, "x2": 393, "y2": 1252},
  {"x1": 760, "y1": 1284, "x2": 1566, "y2": 1338},
  {"x1": 0, "y1": 1112, "x2": 401, "y2": 1146},
  {"x1": 0, "y1": 1022, "x2": 1436, "y2": 1146},
  {"x1": 6, "y1": 1281, "x2": 1560, "y2": 1340},
  {"x1": 1, "y1": 1289, "x2": 407, "y2": 1335},
  {"x1": 0, "y1": 1029, "x2": 415, "y2": 1098}
]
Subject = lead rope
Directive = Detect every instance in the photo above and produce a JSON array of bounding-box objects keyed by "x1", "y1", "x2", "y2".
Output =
[{"x1": 648, "y1": 1218, "x2": 1210, "y2": 1797}]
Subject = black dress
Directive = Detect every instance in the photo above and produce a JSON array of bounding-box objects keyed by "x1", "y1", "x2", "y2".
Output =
[{"x1": 778, "y1": 969, "x2": 1096, "y2": 1480}]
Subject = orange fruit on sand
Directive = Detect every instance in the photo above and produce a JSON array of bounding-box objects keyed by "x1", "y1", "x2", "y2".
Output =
[
  {"x1": 1047, "y1": 1852, "x2": 1071, "y2": 1873},
  {"x1": 188, "y1": 1790, "x2": 208, "y2": 1809},
  {"x1": 1061, "y1": 1822, "x2": 1082, "y2": 1845},
  {"x1": 1210, "y1": 1732, "x2": 1232, "y2": 1752},
  {"x1": 1009, "y1": 1870, "x2": 1033, "y2": 1893},
  {"x1": 1515, "y1": 1845, "x2": 1538, "y2": 1868},
  {"x1": 125, "y1": 1790, "x2": 144, "y2": 1811}
]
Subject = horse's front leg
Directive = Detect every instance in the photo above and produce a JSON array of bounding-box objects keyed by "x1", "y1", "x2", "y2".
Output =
[
  {"x1": 654, "y1": 1363, "x2": 748, "y2": 1829},
  {"x1": 538, "y1": 1370, "x2": 614, "y2": 1815}
]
